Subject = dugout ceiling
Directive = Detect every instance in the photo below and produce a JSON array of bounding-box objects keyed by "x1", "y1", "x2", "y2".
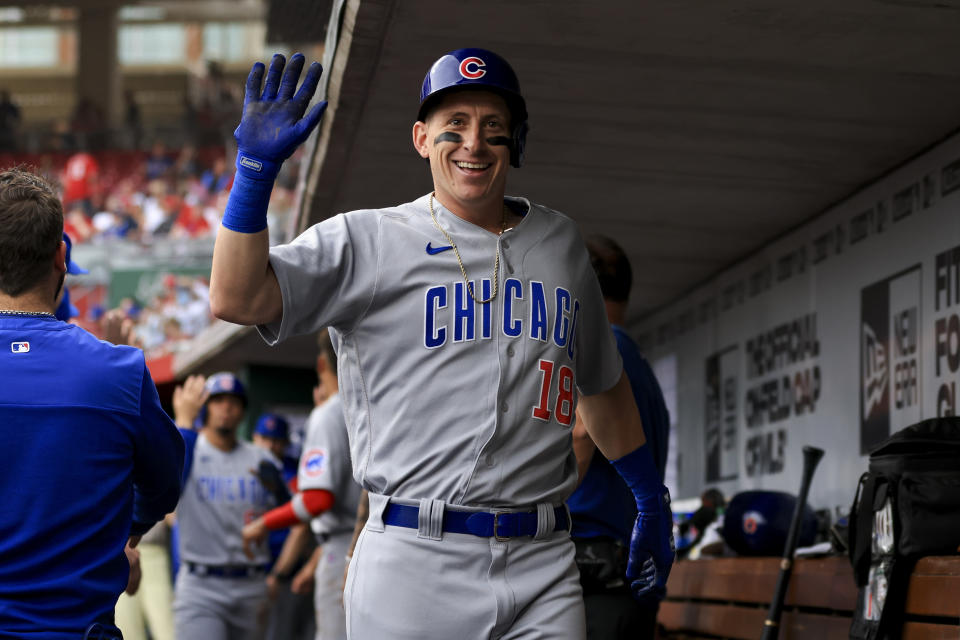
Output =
[{"x1": 305, "y1": 0, "x2": 960, "y2": 327}]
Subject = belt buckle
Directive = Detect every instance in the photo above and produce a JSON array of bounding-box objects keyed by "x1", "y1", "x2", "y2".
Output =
[{"x1": 492, "y1": 511, "x2": 509, "y2": 542}]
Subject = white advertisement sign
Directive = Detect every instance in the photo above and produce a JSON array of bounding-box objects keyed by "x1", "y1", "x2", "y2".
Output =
[{"x1": 636, "y1": 132, "x2": 960, "y2": 512}]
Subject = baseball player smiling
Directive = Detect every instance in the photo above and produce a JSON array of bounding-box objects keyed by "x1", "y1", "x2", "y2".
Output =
[{"x1": 209, "y1": 48, "x2": 674, "y2": 639}]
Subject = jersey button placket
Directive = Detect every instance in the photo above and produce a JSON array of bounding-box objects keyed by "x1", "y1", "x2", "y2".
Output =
[{"x1": 500, "y1": 234, "x2": 515, "y2": 275}]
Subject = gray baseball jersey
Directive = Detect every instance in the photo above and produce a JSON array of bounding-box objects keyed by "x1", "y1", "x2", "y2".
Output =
[
  {"x1": 177, "y1": 432, "x2": 277, "y2": 566},
  {"x1": 298, "y1": 394, "x2": 362, "y2": 537},
  {"x1": 258, "y1": 194, "x2": 621, "y2": 507}
]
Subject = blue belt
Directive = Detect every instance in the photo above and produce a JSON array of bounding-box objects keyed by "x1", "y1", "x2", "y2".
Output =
[
  {"x1": 383, "y1": 503, "x2": 569, "y2": 540},
  {"x1": 186, "y1": 562, "x2": 269, "y2": 578}
]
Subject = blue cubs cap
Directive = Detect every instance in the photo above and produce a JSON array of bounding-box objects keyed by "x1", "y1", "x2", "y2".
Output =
[
  {"x1": 63, "y1": 233, "x2": 88, "y2": 275},
  {"x1": 418, "y1": 48, "x2": 529, "y2": 167},
  {"x1": 204, "y1": 372, "x2": 247, "y2": 406},
  {"x1": 255, "y1": 413, "x2": 290, "y2": 440}
]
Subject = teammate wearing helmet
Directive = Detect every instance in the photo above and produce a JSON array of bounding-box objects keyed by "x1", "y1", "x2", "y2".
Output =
[
  {"x1": 171, "y1": 372, "x2": 280, "y2": 640},
  {"x1": 209, "y1": 49, "x2": 674, "y2": 638}
]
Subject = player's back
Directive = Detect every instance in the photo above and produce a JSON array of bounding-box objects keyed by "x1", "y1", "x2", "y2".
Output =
[{"x1": 0, "y1": 315, "x2": 151, "y2": 638}]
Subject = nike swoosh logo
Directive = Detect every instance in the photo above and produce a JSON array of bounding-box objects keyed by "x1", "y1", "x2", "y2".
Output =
[{"x1": 426, "y1": 243, "x2": 454, "y2": 255}]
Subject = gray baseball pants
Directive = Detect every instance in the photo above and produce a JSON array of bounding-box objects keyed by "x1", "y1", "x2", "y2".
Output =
[
  {"x1": 344, "y1": 495, "x2": 585, "y2": 639},
  {"x1": 173, "y1": 569, "x2": 268, "y2": 640}
]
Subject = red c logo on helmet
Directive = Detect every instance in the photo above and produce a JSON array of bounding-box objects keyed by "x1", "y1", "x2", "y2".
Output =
[{"x1": 459, "y1": 56, "x2": 486, "y2": 79}]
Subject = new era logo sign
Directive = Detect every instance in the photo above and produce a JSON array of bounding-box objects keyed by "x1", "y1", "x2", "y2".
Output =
[
  {"x1": 239, "y1": 156, "x2": 263, "y2": 172},
  {"x1": 11, "y1": 342, "x2": 29, "y2": 353}
]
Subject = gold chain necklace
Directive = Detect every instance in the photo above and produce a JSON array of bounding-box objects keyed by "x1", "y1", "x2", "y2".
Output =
[
  {"x1": 0, "y1": 309, "x2": 55, "y2": 318},
  {"x1": 428, "y1": 192, "x2": 507, "y2": 304}
]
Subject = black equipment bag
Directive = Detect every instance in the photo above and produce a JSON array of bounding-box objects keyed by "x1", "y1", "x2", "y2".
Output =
[{"x1": 848, "y1": 417, "x2": 960, "y2": 639}]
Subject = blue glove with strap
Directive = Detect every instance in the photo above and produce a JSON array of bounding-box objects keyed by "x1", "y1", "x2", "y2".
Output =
[
  {"x1": 610, "y1": 443, "x2": 676, "y2": 602},
  {"x1": 223, "y1": 53, "x2": 328, "y2": 233}
]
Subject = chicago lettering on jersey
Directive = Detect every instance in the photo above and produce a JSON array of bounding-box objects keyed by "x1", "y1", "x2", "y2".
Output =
[
  {"x1": 195, "y1": 474, "x2": 270, "y2": 505},
  {"x1": 423, "y1": 278, "x2": 580, "y2": 358}
]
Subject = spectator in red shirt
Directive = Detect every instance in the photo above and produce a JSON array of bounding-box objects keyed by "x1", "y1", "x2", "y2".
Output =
[
  {"x1": 172, "y1": 200, "x2": 211, "y2": 238},
  {"x1": 62, "y1": 151, "x2": 99, "y2": 216}
]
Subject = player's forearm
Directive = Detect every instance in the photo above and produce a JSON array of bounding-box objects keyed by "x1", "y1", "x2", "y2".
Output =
[
  {"x1": 271, "y1": 523, "x2": 311, "y2": 577},
  {"x1": 210, "y1": 226, "x2": 282, "y2": 325},
  {"x1": 577, "y1": 370, "x2": 646, "y2": 461}
]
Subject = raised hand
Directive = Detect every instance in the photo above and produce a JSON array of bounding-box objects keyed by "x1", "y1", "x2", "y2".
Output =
[
  {"x1": 173, "y1": 374, "x2": 209, "y2": 428},
  {"x1": 235, "y1": 53, "x2": 327, "y2": 171}
]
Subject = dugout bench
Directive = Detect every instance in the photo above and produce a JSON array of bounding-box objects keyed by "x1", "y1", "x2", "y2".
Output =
[{"x1": 660, "y1": 555, "x2": 960, "y2": 639}]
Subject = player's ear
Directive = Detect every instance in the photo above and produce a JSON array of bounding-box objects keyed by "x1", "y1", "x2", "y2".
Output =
[
  {"x1": 54, "y1": 241, "x2": 67, "y2": 274},
  {"x1": 412, "y1": 120, "x2": 430, "y2": 159}
]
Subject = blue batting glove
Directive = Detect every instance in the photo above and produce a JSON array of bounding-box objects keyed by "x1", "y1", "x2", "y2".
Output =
[
  {"x1": 626, "y1": 487, "x2": 676, "y2": 602},
  {"x1": 235, "y1": 53, "x2": 327, "y2": 178},
  {"x1": 223, "y1": 53, "x2": 327, "y2": 233}
]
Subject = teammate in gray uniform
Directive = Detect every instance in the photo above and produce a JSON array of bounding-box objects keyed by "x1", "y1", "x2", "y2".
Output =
[
  {"x1": 242, "y1": 328, "x2": 361, "y2": 640},
  {"x1": 172, "y1": 372, "x2": 279, "y2": 640},
  {"x1": 210, "y1": 49, "x2": 674, "y2": 639}
]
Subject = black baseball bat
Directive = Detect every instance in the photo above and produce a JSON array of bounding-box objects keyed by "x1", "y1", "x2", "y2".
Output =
[{"x1": 760, "y1": 445, "x2": 825, "y2": 640}]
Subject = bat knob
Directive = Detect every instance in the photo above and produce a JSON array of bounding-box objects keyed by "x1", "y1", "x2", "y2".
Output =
[{"x1": 802, "y1": 446, "x2": 824, "y2": 466}]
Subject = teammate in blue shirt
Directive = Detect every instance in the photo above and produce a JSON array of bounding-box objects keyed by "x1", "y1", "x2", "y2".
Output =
[
  {"x1": 569, "y1": 235, "x2": 671, "y2": 639},
  {"x1": 0, "y1": 167, "x2": 185, "y2": 640}
]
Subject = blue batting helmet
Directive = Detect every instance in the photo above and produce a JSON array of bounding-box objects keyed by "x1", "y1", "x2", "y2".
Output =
[
  {"x1": 254, "y1": 413, "x2": 289, "y2": 440},
  {"x1": 55, "y1": 287, "x2": 79, "y2": 321},
  {"x1": 721, "y1": 490, "x2": 817, "y2": 556},
  {"x1": 204, "y1": 372, "x2": 247, "y2": 405},
  {"x1": 64, "y1": 233, "x2": 88, "y2": 275},
  {"x1": 418, "y1": 48, "x2": 529, "y2": 168}
]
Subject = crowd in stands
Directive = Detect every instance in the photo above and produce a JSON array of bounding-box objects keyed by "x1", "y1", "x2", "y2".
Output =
[
  {"x1": 119, "y1": 274, "x2": 213, "y2": 355},
  {"x1": 47, "y1": 141, "x2": 303, "y2": 360},
  {"x1": 2, "y1": 68, "x2": 305, "y2": 359},
  {"x1": 0, "y1": 142, "x2": 303, "y2": 246}
]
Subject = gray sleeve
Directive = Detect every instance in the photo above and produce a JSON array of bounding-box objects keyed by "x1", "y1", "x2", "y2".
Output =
[
  {"x1": 258, "y1": 212, "x2": 380, "y2": 345},
  {"x1": 571, "y1": 236, "x2": 623, "y2": 396},
  {"x1": 297, "y1": 402, "x2": 345, "y2": 493}
]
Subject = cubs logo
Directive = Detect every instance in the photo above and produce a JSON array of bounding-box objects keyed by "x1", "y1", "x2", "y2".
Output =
[
  {"x1": 459, "y1": 56, "x2": 486, "y2": 80},
  {"x1": 302, "y1": 448, "x2": 326, "y2": 478},
  {"x1": 742, "y1": 510, "x2": 766, "y2": 535}
]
